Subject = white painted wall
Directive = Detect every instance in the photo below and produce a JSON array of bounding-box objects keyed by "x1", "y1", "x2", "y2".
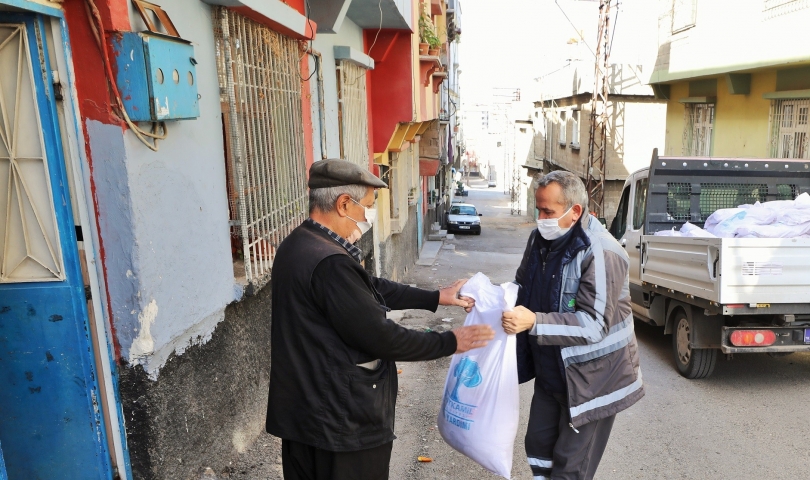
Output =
[
  {"x1": 310, "y1": 18, "x2": 365, "y2": 160},
  {"x1": 89, "y1": 0, "x2": 236, "y2": 377}
]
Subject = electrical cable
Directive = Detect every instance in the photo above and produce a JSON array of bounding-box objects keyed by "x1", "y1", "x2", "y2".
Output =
[
  {"x1": 344, "y1": 0, "x2": 383, "y2": 86},
  {"x1": 84, "y1": 0, "x2": 167, "y2": 151},
  {"x1": 555, "y1": 0, "x2": 596, "y2": 58},
  {"x1": 298, "y1": 0, "x2": 318, "y2": 81},
  {"x1": 608, "y1": 1, "x2": 620, "y2": 56}
]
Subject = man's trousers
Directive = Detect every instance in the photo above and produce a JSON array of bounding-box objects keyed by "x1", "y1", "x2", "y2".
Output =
[
  {"x1": 281, "y1": 439, "x2": 393, "y2": 480},
  {"x1": 524, "y1": 385, "x2": 616, "y2": 480}
]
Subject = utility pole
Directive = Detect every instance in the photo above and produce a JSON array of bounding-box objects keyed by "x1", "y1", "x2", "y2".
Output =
[{"x1": 586, "y1": 0, "x2": 612, "y2": 217}]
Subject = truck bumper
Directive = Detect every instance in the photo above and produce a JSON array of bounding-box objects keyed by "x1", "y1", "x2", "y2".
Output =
[{"x1": 720, "y1": 326, "x2": 810, "y2": 354}]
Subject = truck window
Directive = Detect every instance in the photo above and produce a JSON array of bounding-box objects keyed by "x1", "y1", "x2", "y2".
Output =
[
  {"x1": 632, "y1": 177, "x2": 648, "y2": 230},
  {"x1": 610, "y1": 186, "x2": 630, "y2": 239}
]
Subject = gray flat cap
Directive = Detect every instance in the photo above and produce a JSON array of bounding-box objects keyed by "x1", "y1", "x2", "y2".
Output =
[{"x1": 308, "y1": 159, "x2": 387, "y2": 189}]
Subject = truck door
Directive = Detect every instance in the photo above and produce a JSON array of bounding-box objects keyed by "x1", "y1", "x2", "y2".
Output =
[
  {"x1": 609, "y1": 183, "x2": 630, "y2": 242},
  {"x1": 626, "y1": 172, "x2": 648, "y2": 288}
]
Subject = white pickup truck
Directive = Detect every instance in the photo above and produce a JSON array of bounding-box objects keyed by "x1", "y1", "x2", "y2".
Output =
[{"x1": 610, "y1": 150, "x2": 810, "y2": 378}]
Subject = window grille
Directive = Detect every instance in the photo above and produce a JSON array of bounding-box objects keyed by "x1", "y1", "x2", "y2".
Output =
[
  {"x1": 682, "y1": 103, "x2": 714, "y2": 156},
  {"x1": 768, "y1": 99, "x2": 810, "y2": 159},
  {"x1": 667, "y1": 183, "x2": 796, "y2": 224},
  {"x1": 213, "y1": 7, "x2": 308, "y2": 288},
  {"x1": 337, "y1": 61, "x2": 370, "y2": 167},
  {"x1": 699, "y1": 183, "x2": 767, "y2": 219},
  {"x1": 666, "y1": 183, "x2": 692, "y2": 221}
]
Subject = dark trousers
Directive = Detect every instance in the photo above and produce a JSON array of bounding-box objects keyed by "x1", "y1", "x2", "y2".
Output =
[
  {"x1": 281, "y1": 439, "x2": 393, "y2": 480},
  {"x1": 524, "y1": 386, "x2": 615, "y2": 480}
]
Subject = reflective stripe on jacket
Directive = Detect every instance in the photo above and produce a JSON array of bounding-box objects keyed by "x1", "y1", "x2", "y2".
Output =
[{"x1": 516, "y1": 215, "x2": 644, "y2": 428}]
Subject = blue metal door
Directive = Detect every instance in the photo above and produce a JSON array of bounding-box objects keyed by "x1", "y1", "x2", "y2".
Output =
[
  {"x1": 0, "y1": 14, "x2": 112, "y2": 479},
  {"x1": 0, "y1": 440, "x2": 7, "y2": 480}
]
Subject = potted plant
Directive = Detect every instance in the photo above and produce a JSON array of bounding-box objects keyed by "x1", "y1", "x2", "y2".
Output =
[
  {"x1": 426, "y1": 27, "x2": 441, "y2": 56},
  {"x1": 418, "y1": 14, "x2": 432, "y2": 55}
]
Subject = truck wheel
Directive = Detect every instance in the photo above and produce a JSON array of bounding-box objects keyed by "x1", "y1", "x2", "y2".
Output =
[{"x1": 672, "y1": 312, "x2": 717, "y2": 379}]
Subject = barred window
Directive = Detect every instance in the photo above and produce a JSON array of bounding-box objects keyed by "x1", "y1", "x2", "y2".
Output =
[
  {"x1": 337, "y1": 61, "x2": 371, "y2": 167},
  {"x1": 682, "y1": 103, "x2": 714, "y2": 156},
  {"x1": 214, "y1": 7, "x2": 308, "y2": 290},
  {"x1": 768, "y1": 99, "x2": 810, "y2": 159}
]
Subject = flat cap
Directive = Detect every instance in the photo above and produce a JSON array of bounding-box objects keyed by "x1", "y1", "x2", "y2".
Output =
[{"x1": 308, "y1": 159, "x2": 388, "y2": 189}]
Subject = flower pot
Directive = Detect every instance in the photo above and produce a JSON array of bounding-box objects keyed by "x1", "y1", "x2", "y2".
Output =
[
  {"x1": 428, "y1": 48, "x2": 439, "y2": 56},
  {"x1": 419, "y1": 43, "x2": 429, "y2": 55}
]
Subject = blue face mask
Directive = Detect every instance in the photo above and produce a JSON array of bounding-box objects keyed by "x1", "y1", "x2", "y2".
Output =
[{"x1": 536, "y1": 206, "x2": 573, "y2": 240}]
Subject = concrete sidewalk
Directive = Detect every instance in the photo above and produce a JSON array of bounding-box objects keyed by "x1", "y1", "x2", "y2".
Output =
[{"x1": 415, "y1": 240, "x2": 443, "y2": 266}]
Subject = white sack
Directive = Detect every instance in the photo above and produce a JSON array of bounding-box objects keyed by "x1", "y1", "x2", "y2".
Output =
[
  {"x1": 734, "y1": 223, "x2": 810, "y2": 238},
  {"x1": 705, "y1": 210, "x2": 748, "y2": 237},
  {"x1": 654, "y1": 227, "x2": 682, "y2": 236},
  {"x1": 779, "y1": 193, "x2": 810, "y2": 225},
  {"x1": 438, "y1": 272, "x2": 519, "y2": 479},
  {"x1": 680, "y1": 222, "x2": 717, "y2": 238}
]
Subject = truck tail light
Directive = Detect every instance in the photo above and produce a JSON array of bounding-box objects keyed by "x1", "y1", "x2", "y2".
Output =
[{"x1": 730, "y1": 330, "x2": 776, "y2": 347}]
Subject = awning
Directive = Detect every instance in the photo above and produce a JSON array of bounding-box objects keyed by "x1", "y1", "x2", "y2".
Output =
[{"x1": 419, "y1": 159, "x2": 440, "y2": 177}]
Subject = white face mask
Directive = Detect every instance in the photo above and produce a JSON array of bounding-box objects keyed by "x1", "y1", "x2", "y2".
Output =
[
  {"x1": 537, "y1": 206, "x2": 574, "y2": 240},
  {"x1": 348, "y1": 198, "x2": 377, "y2": 239}
]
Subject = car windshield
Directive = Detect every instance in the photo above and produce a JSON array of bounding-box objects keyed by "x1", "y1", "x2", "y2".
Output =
[{"x1": 450, "y1": 206, "x2": 477, "y2": 215}]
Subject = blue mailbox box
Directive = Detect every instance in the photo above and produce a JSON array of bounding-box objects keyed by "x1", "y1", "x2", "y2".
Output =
[{"x1": 112, "y1": 32, "x2": 200, "y2": 121}]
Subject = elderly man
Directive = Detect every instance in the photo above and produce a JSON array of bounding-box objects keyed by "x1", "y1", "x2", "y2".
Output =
[
  {"x1": 502, "y1": 171, "x2": 644, "y2": 480},
  {"x1": 266, "y1": 159, "x2": 494, "y2": 480}
]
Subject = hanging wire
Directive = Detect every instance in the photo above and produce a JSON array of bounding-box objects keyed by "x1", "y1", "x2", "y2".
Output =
[
  {"x1": 343, "y1": 0, "x2": 384, "y2": 86},
  {"x1": 608, "y1": 1, "x2": 621, "y2": 56},
  {"x1": 298, "y1": 0, "x2": 318, "y2": 81},
  {"x1": 554, "y1": 0, "x2": 597, "y2": 58}
]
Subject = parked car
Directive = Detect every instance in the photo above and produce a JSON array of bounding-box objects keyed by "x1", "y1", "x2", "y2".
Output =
[
  {"x1": 611, "y1": 149, "x2": 810, "y2": 379},
  {"x1": 446, "y1": 203, "x2": 482, "y2": 234}
]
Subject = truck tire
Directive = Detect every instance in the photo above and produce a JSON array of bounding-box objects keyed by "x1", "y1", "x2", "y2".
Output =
[{"x1": 672, "y1": 312, "x2": 717, "y2": 379}]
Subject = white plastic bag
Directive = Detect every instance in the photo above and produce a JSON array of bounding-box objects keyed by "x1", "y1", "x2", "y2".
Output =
[
  {"x1": 680, "y1": 222, "x2": 717, "y2": 238},
  {"x1": 437, "y1": 273, "x2": 519, "y2": 479}
]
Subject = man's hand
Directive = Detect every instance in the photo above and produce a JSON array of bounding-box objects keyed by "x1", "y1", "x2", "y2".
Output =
[
  {"x1": 452, "y1": 325, "x2": 495, "y2": 353},
  {"x1": 501, "y1": 306, "x2": 537, "y2": 335},
  {"x1": 439, "y1": 279, "x2": 476, "y2": 313}
]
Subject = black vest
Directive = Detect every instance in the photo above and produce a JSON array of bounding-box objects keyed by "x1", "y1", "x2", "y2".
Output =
[{"x1": 265, "y1": 221, "x2": 398, "y2": 451}]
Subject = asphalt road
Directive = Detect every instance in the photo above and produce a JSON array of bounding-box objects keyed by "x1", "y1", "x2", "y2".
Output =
[
  {"x1": 389, "y1": 180, "x2": 810, "y2": 480},
  {"x1": 229, "y1": 179, "x2": 810, "y2": 479}
]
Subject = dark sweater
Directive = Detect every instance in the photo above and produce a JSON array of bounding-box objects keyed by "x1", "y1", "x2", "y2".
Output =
[{"x1": 266, "y1": 221, "x2": 457, "y2": 451}]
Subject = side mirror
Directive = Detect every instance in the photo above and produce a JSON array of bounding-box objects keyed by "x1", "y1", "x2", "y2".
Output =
[
  {"x1": 478, "y1": 213, "x2": 483, "y2": 216},
  {"x1": 597, "y1": 217, "x2": 607, "y2": 226}
]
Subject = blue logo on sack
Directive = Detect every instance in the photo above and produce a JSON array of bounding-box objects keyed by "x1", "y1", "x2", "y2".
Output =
[{"x1": 443, "y1": 357, "x2": 482, "y2": 431}]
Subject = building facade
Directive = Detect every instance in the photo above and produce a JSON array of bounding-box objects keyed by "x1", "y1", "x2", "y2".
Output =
[
  {"x1": 650, "y1": 0, "x2": 810, "y2": 159},
  {"x1": 0, "y1": 0, "x2": 458, "y2": 478},
  {"x1": 530, "y1": 63, "x2": 667, "y2": 224}
]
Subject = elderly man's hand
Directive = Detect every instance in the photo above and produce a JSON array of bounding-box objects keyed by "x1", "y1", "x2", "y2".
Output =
[
  {"x1": 501, "y1": 306, "x2": 537, "y2": 335},
  {"x1": 439, "y1": 279, "x2": 476, "y2": 313},
  {"x1": 452, "y1": 325, "x2": 495, "y2": 353}
]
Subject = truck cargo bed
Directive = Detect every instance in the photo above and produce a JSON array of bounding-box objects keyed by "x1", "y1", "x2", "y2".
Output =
[{"x1": 641, "y1": 236, "x2": 810, "y2": 305}]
